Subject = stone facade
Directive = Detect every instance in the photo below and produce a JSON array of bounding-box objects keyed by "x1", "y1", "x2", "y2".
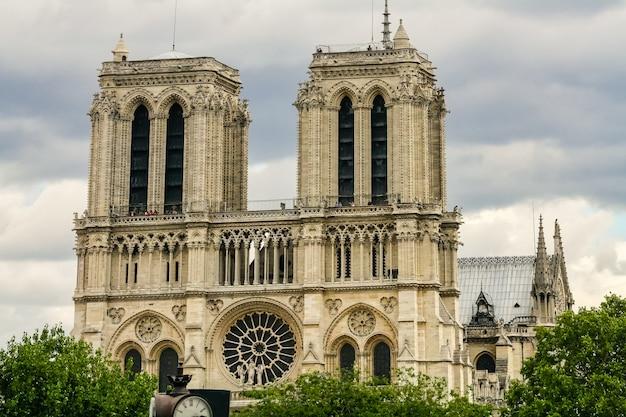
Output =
[
  {"x1": 72, "y1": 7, "x2": 568, "y2": 404},
  {"x1": 458, "y1": 217, "x2": 574, "y2": 405}
]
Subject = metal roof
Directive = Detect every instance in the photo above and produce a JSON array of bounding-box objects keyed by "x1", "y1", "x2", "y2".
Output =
[{"x1": 458, "y1": 256, "x2": 535, "y2": 325}]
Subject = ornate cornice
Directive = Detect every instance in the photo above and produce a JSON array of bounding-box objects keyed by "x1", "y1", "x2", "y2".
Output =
[{"x1": 73, "y1": 280, "x2": 447, "y2": 303}]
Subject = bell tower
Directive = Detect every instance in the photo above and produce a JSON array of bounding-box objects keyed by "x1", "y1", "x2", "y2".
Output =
[
  {"x1": 86, "y1": 38, "x2": 249, "y2": 218},
  {"x1": 295, "y1": 10, "x2": 447, "y2": 208}
]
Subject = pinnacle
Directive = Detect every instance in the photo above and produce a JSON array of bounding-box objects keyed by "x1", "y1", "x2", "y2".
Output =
[
  {"x1": 534, "y1": 214, "x2": 549, "y2": 287},
  {"x1": 112, "y1": 33, "x2": 129, "y2": 62},
  {"x1": 393, "y1": 19, "x2": 411, "y2": 49}
]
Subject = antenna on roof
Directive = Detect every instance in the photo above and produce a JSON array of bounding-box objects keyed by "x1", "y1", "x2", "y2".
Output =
[
  {"x1": 371, "y1": 0, "x2": 374, "y2": 43},
  {"x1": 382, "y1": 0, "x2": 392, "y2": 48},
  {"x1": 530, "y1": 200, "x2": 537, "y2": 254},
  {"x1": 172, "y1": 0, "x2": 178, "y2": 51}
]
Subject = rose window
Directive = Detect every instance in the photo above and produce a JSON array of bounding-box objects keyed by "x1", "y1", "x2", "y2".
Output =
[
  {"x1": 135, "y1": 316, "x2": 162, "y2": 343},
  {"x1": 223, "y1": 312, "x2": 296, "y2": 386},
  {"x1": 348, "y1": 309, "x2": 376, "y2": 337}
]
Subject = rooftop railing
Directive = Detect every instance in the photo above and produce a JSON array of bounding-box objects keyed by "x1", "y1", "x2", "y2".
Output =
[{"x1": 74, "y1": 194, "x2": 447, "y2": 228}]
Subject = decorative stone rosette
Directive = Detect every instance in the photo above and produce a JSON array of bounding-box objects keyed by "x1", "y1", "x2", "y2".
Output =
[
  {"x1": 348, "y1": 309, "x2": 376, "y2": 337},
  {"x1": 135, "y1": 316, "x2": 162, "y2": 343}
]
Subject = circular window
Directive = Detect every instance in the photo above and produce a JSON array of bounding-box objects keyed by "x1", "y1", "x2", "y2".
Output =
[
  {"x1": 348, "y1": 309, "x2": 376, "y2": 337},
  {"x1": 223, "y1": 312, "x2": 296, "y2": 386}
]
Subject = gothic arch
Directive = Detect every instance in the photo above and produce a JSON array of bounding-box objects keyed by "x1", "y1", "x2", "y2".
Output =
[
  {"x1": 107, "y1": 309, "x2": 185, "y2": 356},
  {"x1": 328, "y1": 81, "x2": 360, "y2": 107},
  {"x1": 206, "y1": 297, "x2": 304, "y2": 386},
  {"x1": 328, "y1": 334, "x2": 359, "y2": 353},
  {"x1": 115, "y1": 340, "x2": 146, "y2": 360},
  {"x1": 360, "y1": 80, "x2": 394, "y2": 106},
  {"x1": 364, "y1": 333, "x2": 396, "y2": 379},
  {"x1": 222, "y1": 96, "x2": 236, "y2": 121},
  {"x1": 156, "y1": 87, "x2": 192, "y2": 117},
  {"x1": 115, "y1": 341, "x2": 146, "y2": 372},
  {"x1": 323, "y1": 302, "x2": 397, "y2": 351},
  {"x1": 206, "y1": 297, "x2": 304, "y2": 351},
  {"x1": 120, "y1": 89, "x2": 157, "y2": 119},
  {"x1": 363, "y1": 333, "x2": 396, "y2": 353},
  {"x1": 150, "y1": 338, "x2": 184, "y2": 360},
  {"x1": 474, "y1": 351, "x2": 496, "y2": 373}
]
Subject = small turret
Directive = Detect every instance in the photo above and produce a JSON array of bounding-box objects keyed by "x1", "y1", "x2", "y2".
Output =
[
  {"x1": 393, "y1": 19, "x2": 412, "y2": 49},
  {"x1": 112, "y1": 33, "x2": 129, "y2": 62}
]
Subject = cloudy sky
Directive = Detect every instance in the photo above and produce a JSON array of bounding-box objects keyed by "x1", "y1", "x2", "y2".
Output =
[{"x1": 1, "y1": 0, "x2": 625, "y2": 345}]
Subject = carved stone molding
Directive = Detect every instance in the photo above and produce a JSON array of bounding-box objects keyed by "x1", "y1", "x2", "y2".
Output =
[
  {"x1": 207, "y1": 299, "x2": 224, "y2": 315},
  {"x1": 289, "y1": 295, "x2": 304, "y2": 313},
  {"x1": 172, "y1": 305, "x2": 187, "y2": 322},
  {"x1": 380, "y1": 297, "x2": 398, "y2": 314},
  {"x1": 325, "y1": 299, "x2": 342, "y2": 316},
  {"x1": 107, "y1": 307, "x2": 125, "y2": 324},
  {"x1": 135, "y1": 316, "x2": 162, "y2": 343},
  {"x1": 348, "y1": 309, "x2": 376, "y2": 337}
]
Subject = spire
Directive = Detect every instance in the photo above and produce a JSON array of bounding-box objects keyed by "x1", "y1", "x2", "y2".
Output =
[
  {"x1": 393, "y1": 19, "x2": 411, "y2": 49},
  {"x1": 553, "y1": 219, "x2": 563, "y2": 255},
  {"x1": 112, "y1": 33, "x2": 129, "y2": 62},
  {"x1": 553, "y1": 219, "x2": 572, "y2": 302},
  {"x1": 534, "y1": 215, "x2": 549, "y2": 287},
  {"x1": 382, "y1": 0, "x2": 392, "y2": 49}
]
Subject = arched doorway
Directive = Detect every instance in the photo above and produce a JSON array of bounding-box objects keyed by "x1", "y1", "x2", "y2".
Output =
[{"x1": 158, "y1": 348, "x2": 179, "y2": 392}]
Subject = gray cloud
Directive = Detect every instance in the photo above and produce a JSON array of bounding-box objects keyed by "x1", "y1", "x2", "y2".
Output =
[
  {"x1": 2, "y1": 0, "x2": 625, "y2": 208},
  {"x1": 469, "y1": 0, "x2": 625, "y2": 16},
  {"x1": 447, "y1": 139, "x2": 626, "y2": 210},
  {"x1": 0, "y1": 116, "x2": 87, "y2": 186},
  {"x1": 1, "y1": 0, "x2": 626, "y2": 343}
]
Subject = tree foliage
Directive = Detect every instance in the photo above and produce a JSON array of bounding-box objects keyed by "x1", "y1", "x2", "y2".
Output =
[
  {"x1": 236, "y1": 370, "x2": 491, "y2": 417},
  {"x1": 0, "y1": 325, "x2": 156, "y2": 417},
  {"x1": 505, "y1": 294, "x2": 626, "y2": 417}
]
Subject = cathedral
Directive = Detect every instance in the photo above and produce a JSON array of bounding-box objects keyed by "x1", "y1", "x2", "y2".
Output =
[{"x1": 71, "y1": 2, "x2": 573, "y2": 405}]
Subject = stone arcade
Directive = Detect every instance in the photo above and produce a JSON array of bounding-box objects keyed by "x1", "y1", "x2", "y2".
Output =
[{"x1": 72, "y1": 4, "x2": 572, "y2": 403}]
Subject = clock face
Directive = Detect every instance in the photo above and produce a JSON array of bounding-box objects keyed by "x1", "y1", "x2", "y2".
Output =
[{"x1": 174, "y1": 396, "x2": 213, "y2": 417}]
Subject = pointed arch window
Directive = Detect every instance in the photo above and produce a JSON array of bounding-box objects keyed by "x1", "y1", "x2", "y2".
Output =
[
  {"x1": 371, "y1": 95, "x2": 387, "y2": 204},
  {"x1": 476, "y1": 352, "x2": 496, "y2": 373},
  {"x1": 339, "y1": 343, "x2": 356, "y2": 371},
  {"x1": 372, "y1": 341, "x2": 391, "y2": 382},
  {"x1": 124, "y1": 349, "x2": 142, "y2": 375},
  {"x1": 165, "y1": 103, "x2": 184, "y2": 213},
  {"x1": 129, "y1": 105, "x2": 150, "y2": 213},
  {"x1": 338, "y1": 97, "x2": 354, "y2": 206},
  {"x1": 158, "y1": 348, "x2": 179, "y2": 392}
]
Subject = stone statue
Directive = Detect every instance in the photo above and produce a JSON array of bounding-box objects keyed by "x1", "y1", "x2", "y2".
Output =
[
  {"x1": 255, "y1": 363, "x2": 265, "y2": 386},
  {"x1": 246, "y1": 359, "x2": 256, "y2": 385}
]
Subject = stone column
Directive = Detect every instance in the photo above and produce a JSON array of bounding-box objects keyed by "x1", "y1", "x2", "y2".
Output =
[
  {"x1": 353, "y1": 105, "x2": 368, "y2": 205},
  {"x1": 244, "y1": 241, "x2": 250, "y2": 285},
  {"x1": 234, "y1": 242, "x2": 241, "y2": 286},
  {"x1": 253, "y1": 243, "x2": 260, "y2": 284},
  {"x1": 273, "y1": 241, "x2": 279, "y2": 284},
  {"x1": 225, "y1": 245, "x2": 231, "y2": 286}
]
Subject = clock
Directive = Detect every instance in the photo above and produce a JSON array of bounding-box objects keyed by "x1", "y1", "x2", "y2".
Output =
[{"x1": 173, "y1": 396, "x2": 213, "y2": 417}]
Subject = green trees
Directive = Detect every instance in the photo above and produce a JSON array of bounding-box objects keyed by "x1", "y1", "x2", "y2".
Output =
[
  {"x1": 237, "y1": 370, "x2": 492, "y2": 417},
  {"x1": 505, "y1": 295, "x2": 626, "y2": 417},
  {"x1": 0, "y1": 325, "x2": 156, "y2": 417}
]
